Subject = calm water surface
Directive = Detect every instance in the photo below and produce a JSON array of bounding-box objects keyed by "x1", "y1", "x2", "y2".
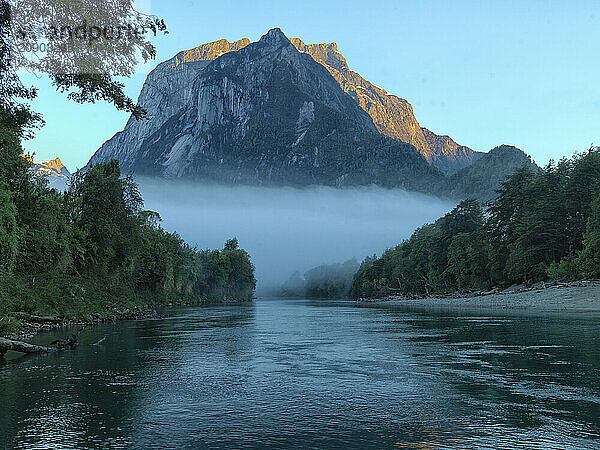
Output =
[{"x1": 1, "y1": 298, "x2": 600, "y2": 449}]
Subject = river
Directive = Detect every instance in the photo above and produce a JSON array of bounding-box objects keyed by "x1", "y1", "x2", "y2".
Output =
[{"x1": 1, "y1": 298, "x2": 599, "y2": 449}]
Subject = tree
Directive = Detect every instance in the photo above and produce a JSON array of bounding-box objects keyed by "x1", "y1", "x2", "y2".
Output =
[
  {"x1": 445, "y1": 230, "x2": 491, "y2": 290},
  {"x1": 504, "y1": 167, "x2": 567, "y2": 282},
  {"x1": 0, "y1": 188, "x2": 17, "y2": 272},
  {"x1": 67, "y1": 160, "x2": 143, "y2": 273},
  {"x1": 562, "y1": 149, "x2": 600, "y2": 253},
  {"x1": 281, "y1": 271, "x2": 304, "y2": 297},
  {"x1": 440, "y1": 199, "x2": 484, "y2": 237},
  {"x1": 222, "y1": 247, "x2": 256, "y2": 301},
  {"x1": 486, "y1": 166, "x2": 536, "y2": 284},
  {"x1": 6, "y1": 0, "x2": 167, "y2": 120},
  {"x1": 576, "y1": 193, "x2": 600, "y2": 278},
  {"x1": 224, "y1": 237, "x2": 239, "y2": 251}
]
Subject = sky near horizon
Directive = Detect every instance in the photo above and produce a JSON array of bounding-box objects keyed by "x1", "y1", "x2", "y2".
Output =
[{"x1": 21, "y1": 0, "x2": 600, "y2": 171}]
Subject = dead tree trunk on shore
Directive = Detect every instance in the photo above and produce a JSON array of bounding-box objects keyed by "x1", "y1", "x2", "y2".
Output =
[
  {"x1": 0, "y1": 337, "x2": 56, "y2": 355},
  {"x1": 13, "y1": 312, "x2": 63, "y2": 324}
]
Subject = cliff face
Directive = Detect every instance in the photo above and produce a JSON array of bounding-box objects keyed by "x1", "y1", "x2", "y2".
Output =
[
  {"x1": 89, "y1": 28, "x2": 442, "y2": 192},
  {"x1": 289, "y1": 39, "x2": 480, "y2": 174},
  {"x1": 31, "y1": 157, "x2": 70, "y2": 177},
  {"x1": 290, "y1": 39, "x2": 430, "y2": 156},
  {"x1": 90, "y1": 40, "x2": 252, "y2": 170}
]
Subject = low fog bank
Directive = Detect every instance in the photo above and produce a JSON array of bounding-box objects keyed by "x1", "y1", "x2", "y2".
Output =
[{"x1": 136, "y1": 179, "x2": 455, "y2": 293}]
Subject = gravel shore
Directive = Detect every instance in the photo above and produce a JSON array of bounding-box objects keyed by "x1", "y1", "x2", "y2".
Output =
[{"x1": 361, "y1": 280, "x2": 600, "y2": 313}]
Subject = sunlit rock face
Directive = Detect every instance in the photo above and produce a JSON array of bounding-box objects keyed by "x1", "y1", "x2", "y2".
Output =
[
  {"x1": 290, "y1": 39, "x2": 429, "y2": 156},
  {"x1": 23, "y1": 156, "x2": 71, "y2": 191},
  {"x1": 289, "y1": 38, "x2": 483, "y2": 174},
  {"x1": 88, "y1": 28, "x2": 443, "y2": 193},
  {"x1": 166, "y1": 38, "x2": 251, "y2": 68},
  {"x1": 32, "y1": 157, "x2": 69, "y2": 177}
]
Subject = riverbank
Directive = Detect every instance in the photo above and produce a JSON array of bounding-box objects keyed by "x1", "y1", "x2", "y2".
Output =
[
  {"x1": 360, "y1": 280, "x2": 600, "y2": 312},
  {"x1": 0, "y1": 306, "x2": 162, "y2": 342}
]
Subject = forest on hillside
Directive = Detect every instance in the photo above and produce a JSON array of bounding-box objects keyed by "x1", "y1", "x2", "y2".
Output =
[{"x1": 351, "y1": 148, "x2": 600, "y2": 299}]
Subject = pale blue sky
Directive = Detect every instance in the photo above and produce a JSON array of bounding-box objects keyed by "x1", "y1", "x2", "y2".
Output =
[{"x1": 22, "y1": 0, "x2": 600, "y2": 171}]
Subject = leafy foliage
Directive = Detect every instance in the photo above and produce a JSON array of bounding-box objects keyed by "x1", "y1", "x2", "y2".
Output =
[
  {"x1": 0, "y1": 1, "x2": 252, "y2": 322},
  {"x1": 5, "y1": 0, "x2": 167, "y2": 119},
  {"x1": 352, "y1": 148, "x2": 600, "y2": 298},
  {"x1": 0, "y1": 157, "x2": 256, "y2": 319}
]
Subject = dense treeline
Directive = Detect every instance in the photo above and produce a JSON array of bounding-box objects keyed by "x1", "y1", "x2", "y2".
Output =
[
  {"x1": 0, "y1": 153, "x2": 256, "y2": 320},
  {"x1": 351, "y1": 148, "x2": 600, "y2": 298},
  {"x1": 280, "y1": 259, "x2": 359, "y2": 298},
  {"x1": 0, "y1": 4, "x2": 254, "y2": 332}
]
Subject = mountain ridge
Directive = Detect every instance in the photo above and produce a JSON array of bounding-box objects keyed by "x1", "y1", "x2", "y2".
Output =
[
  {"x1": 21, "y1": 155, "x2": 71, "y2": 191},
  {"x1": 91, "y1": 30, "x2": 479, "y2": 175},
  {"x1": 289, "y1": 37, "x2": 483, "y2": 173},
  {"x1": 88, "y1": 28, "x2": 535, "y2": 199}
]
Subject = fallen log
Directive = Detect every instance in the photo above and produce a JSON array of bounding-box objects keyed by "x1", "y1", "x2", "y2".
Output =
[
  {"x1": 0, "y1": 337, "x2": 56, "y2": 355},
  {"x1": 13, "y1": 312, "x2": 63, "y2": 324}
]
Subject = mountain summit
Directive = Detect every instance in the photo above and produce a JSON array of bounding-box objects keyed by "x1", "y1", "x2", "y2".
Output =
[
  {"x1": 21, "y1": 156, "x2": 71, "y2": 191},
  {"x1": 88, "y1": 28, "x2": 531, "y2": 196},
  {"x1": 89, "y1": 28, "x2": 442, "y2": 192}
]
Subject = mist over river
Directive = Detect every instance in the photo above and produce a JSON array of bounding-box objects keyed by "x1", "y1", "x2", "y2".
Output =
[
  {"x1": 1, "y1": 299, "x2": 599, "y2": 448},
  {"x1": 135, "y1": 180, "x2": 455, "y2": 289}
]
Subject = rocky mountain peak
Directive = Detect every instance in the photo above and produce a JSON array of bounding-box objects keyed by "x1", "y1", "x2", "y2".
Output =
[
  {"x1": 88, "y1": 29, "x2": 488, "y2": 187},
  {"x1": 290, "y1": 38, "x2": 348, "y2": 73},
  {"x1": 21, "y1": 155, "x2": 71, "y2": 191},
  {"x1": 166, "y1": 37, "x2": 251, "y2": 68},
  {"x1": 259, "y1": 27, "x2": 291, "y2": 47},
  {"x1": 23, "y1": 156, "x2": 69, "y2": 176},
  {"x1": 105, "y1": 29, "x2": 480, "y2": 175},
  {"x1": 44, "y1": 157, "x2": 65, "y2": 172}
]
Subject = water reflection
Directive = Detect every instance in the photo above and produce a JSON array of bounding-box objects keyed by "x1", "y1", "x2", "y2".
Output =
[{"x1": 1, "y1": 299, "x2": 599, "y2": 448}]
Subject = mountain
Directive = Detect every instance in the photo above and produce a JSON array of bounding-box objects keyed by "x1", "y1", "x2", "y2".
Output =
[
  {"x1": 89, "y1": 28, "x2": 443, "y2": 193},
  {"x1": 31, "y1": 157, "x2": 70, "y2": 178},
  {"x1": 289, "y1": 39, "x2": 482, "y2": 174},
  {"x1": 421, "y1": 128, "x2": 484, "y2": 174},
  {"x1": 22, "y1": 156, "x2": 71, "y2": 191},
  {"x1": 90, "y1": 30, "x2": 479, "y2": 179},
  {"x1": 448, "y1": 145, "x2": 539, "y2": 200},
  {"x1": 88, "y1": 28, "x2": 535, "y2": 198}
]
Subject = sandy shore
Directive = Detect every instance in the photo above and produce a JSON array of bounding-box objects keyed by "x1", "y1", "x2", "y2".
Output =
[{"x1": 361, "y1": 280, "x2": 600, "y2": 313}]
